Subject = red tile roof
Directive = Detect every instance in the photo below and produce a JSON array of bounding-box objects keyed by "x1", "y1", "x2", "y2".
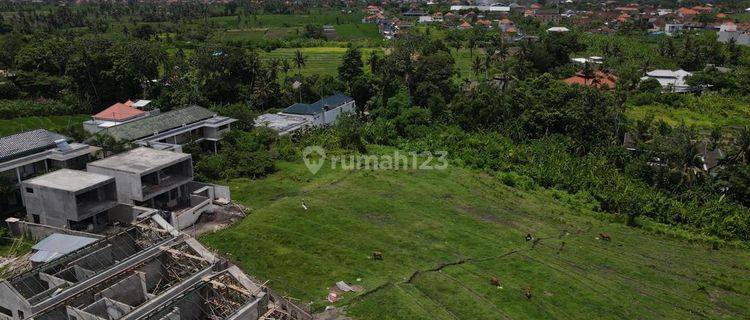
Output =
[
  {"x1": 563, "y1": 71, "x2": 617, "y2": 89},
  {"x1": 678, "y1": 7, "x2": 698, "y2": 16},
  {"x1": 93, "y1": 102, "x2": 146, "y2": 122}
]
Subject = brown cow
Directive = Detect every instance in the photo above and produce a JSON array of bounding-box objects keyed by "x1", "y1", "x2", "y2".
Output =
[
  {"x1": 490, "y1": 277, "x2": 500, "y2": 286},
  {"x1": 523, "y1": 286, "x2": 533, "y2": 299},
  {"x1": 599, "y1": 233, "x2": 612, "y2": 241},
  {"x1": 372, "y1": 251, "x2": 383, "y2": 260}
]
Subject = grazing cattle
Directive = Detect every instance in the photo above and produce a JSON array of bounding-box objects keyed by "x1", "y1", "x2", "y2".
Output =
[
  {"x1": 599, "y1": 233, "x2": 612, "y2": 241},
  {"x1": 490, "y1": 277, "x2": 500, "y2": 286},
  {"x1": 525, "y1": 234, "x2": 533, "y2": 241},
  {"x1": 372, "y1": 251, "x2": 383, "y2": 260},
  {"x1": 523, "y1": 286, "x2": 532, "y2": 299}
]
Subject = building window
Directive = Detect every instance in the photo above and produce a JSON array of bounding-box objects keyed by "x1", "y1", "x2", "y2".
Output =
[
  {"x1": 0, "y1": 306, "x2": 11, "y2": 317},
  {"x1": 25, "y1": 187, "x2": 33, "y2": 194}
]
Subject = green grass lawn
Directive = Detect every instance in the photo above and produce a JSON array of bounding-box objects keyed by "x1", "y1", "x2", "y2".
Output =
[
  {"x1": 0, "y1": 115, "x2": 89, "y2": 136},
  {"x1": 201, "y1": 161, "x2": 750, "y2": 319},
  {"x1": 332, "y1": 24, "x2": 380, "y2": 41}
]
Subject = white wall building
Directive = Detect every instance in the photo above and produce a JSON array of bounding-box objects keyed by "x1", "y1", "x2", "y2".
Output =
[
  {"x1": 641, "y1": 69, "x2": 693, "y2": 93},
  {"x1": 255, "y1": 93, "x2": 356, "y2": 135}
]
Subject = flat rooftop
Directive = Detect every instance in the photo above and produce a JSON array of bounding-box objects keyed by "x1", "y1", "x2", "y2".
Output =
[
  {"x1": 88, "y1": 147, "x2": 190, "y2": 174},
  {"x1": 256, "y1": 113, "x2": 310, "y2": 134},
  {"x1": 23, "y1": 169, "x2": 113, "y2": 192}
]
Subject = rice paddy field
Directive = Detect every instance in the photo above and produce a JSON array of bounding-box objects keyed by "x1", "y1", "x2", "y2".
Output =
[
  {"x1": 0, "y1": 115, "x2": 89, "y2": 136},
  {"x1": 201, "y1": 160, "x2": 750, "y2": 319},
  {"x1": 215, "y1": 23, "x2": 380, "y2": 42}
]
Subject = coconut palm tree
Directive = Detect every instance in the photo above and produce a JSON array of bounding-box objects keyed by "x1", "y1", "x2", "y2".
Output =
[
  {"x1": 294, "y1": 49, "x2": 306, "y2": 79},
  {"x1": 281, "y1": 58, "x2": 291, "y2": 79},
  {"x1": 472, "y1": 55, "x2": 482, "y2": 79}
]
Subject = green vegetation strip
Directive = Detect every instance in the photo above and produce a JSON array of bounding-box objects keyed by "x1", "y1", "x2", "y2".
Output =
[{"x1": 0, "y1": 115, "x2": 89, "y2": 136}]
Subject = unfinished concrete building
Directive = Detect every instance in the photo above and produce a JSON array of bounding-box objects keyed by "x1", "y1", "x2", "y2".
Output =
[
  {"x1": 20, "y1": 169, "x2": 119, "y2": 232},
  {"x1": 86, "y1": 148, "x2": 194, "y2": 210},
  {"x1": 0, "y1": 129, "x2": 100, "y2": 213},
  {"x1": 0, "y1": 215, "x2": 311, "y2": 320},
  {"x1": 85, "y1": 147, "x2": 230, "y2": 230}
]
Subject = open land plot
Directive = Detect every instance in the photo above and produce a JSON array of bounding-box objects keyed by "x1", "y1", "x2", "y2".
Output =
[{"x1": 202, "y1": 160, "x2": 750, "y2": 319}]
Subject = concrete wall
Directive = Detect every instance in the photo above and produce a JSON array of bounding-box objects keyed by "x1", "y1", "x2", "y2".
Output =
[
  {"x1": 21, "y1": 183, "x2": 76, "y2": 229},
  {"x1": 170, "y1": 195, "x2": 211, "y2": 230},
  {"x1": 228, "y1": 295, "x2": 265, "y2": 320},
  {"x1": 65, "y1": 306, "x2": 103, "y2": 320},
  {"x1": 5, "y1": 219, "x2": 104, "y2": 241},
  {"x1": 0, "y1": 281, "x2": 31, "y2": 320},
  {"x1": 203, "y1": 125, "x2": 231, "y2": 140},
  {"x1": 718, "y1": 31, "x2": 750, "y2": 45},
  {"x1": 96, "y1": 273, "x2": 148, "y2": 307},
  {"x1": 321, "y1": 100, "x2": 355, "y2": 126},
  {"x1": 86, "y1": 165, "x2": 142, "y2": 205},
  {"x1": 187, "y1": 182, "x2": 230, "y2": 201}
]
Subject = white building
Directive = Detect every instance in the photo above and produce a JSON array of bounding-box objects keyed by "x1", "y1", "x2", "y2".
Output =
[
  {"x1": 419, "y1": 16, "x2": 435, "y2": 23},
  {"x1": 572, "y1": 56, "x2": 603, "y2": 64},
  {"x1": 256, "y1": 93, "x2": 356, "y2": 135},
  {"x1": 449, "y1": 5, "x2": 510, "y2": 12},
  {"x1": 547, "y1": 26, "x2": 570, "y2": 32},
  {"x1": 641, "y1": 69, "x2": 693, "y2": 93}
]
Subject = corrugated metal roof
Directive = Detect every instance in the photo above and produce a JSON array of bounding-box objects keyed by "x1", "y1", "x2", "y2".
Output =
[
  {"x1": 30, "y1": 233, "x2": 99, "y2": 263},
  {"x1": 0, "y1": 129, "x2": 69, "y2": 162},
  {"x1": 282, "y1": 93, "x2": 354, "y2": 115},
  {"x1": 102, "y1": 105, "x2": 216, "y2": 141}
]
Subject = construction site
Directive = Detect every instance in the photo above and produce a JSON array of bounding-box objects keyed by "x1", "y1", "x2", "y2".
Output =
[{"x1": 0, "y1": 214, "x2": 312, "y2": 320}]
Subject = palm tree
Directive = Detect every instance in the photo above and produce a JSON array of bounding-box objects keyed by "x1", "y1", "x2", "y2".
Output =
[
  {"x1": 472, "y1": 55, "x2": 482, "y2": 79},
  {"x1": 281, "y1": 58, "x2": 291, "y2": 79},
  {"x1": 729, "y1": 126, "x2": 750, "y2": 165},
  {"x1": 468, "y1": 37, "x2": 477, "y2": 58},
  {"x1": 294, "y1": 49, "x2": 306, "y2": 79}
]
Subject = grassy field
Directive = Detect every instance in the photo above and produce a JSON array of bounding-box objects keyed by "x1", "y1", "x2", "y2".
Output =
[
  {"x1": 215, "y1": 24, "x2": 380, "y2": 42},
  {"x1": 211, "y1": 10, "x2": 364, "y2": 28},
  {"x1": 259, "y1": 47, "x2": 382, "y2": 76},
  {"x1": 626, "y1": 94, "x2": 750, "y2": 129},
  {"x1": 0, "y1": 115, "x2": 89, "y2": 136},
  {"x1": 202, "y1": 160, "x2": 750, "y2": 319}
]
